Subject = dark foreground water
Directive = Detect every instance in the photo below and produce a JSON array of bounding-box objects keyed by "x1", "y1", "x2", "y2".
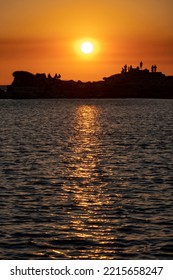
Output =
[{"x1": 0, "y1": 99, "x2": 173, "y2": 260}]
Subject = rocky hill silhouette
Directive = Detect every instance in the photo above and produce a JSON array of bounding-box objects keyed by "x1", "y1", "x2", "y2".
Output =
[{"x1": 1, "y1": 64, "x2": 173, "y2": 98}]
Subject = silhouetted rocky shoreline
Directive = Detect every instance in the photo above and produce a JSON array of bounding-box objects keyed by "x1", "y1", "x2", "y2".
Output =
[{"x1": 1, "y1": 66, "x2": 173, "y2": 99}]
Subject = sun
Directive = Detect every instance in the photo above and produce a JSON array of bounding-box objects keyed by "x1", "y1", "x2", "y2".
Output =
[
  {"x1": 74, "y1": 38, "x2": 99, "y2": 58},
  {"x1": 80, "y1": 41, "x2": 94, "y2": 54}
]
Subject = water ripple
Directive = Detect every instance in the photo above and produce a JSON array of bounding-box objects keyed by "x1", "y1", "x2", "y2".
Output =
[{"x1": 0, "y1": 99, "x2": 173, "y2": 259}]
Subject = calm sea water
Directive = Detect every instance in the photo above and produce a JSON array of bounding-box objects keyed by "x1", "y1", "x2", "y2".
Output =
[{"x1": 0, "y1": 99, "x2": 173, "y2": 260}]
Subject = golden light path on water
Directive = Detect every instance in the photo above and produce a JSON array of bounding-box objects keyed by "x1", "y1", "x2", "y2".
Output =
[{"x1": 51, "y1": 105, "x2": 122, "y2": 259}]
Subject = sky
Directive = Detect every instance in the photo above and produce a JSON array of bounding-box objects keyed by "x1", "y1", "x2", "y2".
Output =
[{"x1": 0, "y1": 0, "x2": 173, "y2": 84}]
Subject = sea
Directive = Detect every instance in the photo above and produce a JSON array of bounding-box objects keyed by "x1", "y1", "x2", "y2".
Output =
[{"x1": 0, "y1": 98, "x2": 173, "y2": 260}]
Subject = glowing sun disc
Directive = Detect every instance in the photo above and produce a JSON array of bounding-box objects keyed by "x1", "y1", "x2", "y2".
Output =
[{"x1": 81, "y1": 42, "x2": 94, "y2": 54}]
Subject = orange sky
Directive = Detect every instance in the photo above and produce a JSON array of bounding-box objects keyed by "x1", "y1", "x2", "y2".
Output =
[{"x1": 0, "y1": 0, "x2": 173, "y2": 84}]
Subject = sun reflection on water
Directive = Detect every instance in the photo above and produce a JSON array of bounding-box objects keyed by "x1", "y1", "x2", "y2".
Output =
[
  {"x1": 70, "y1": 105, "x2": 102, "y2": 182},
  {"x1": 57, "y1": 104, "x2": 117, "y2": 258}
]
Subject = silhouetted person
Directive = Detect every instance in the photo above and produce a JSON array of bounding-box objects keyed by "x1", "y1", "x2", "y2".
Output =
[
  {"x1": 124, "y1": 64, "x2": 127, "y2": 73},
  {"x1": 140, "y1": 61, "x2": 143, "y2": 70},
  {"x1": 151, "y1": 65, "x2": 157, "y2": 73},
  {"x1": 48, "y1": 73, "x2": 52, "y2": 79},
  {"x1": 54, "y1": 73, "x2": 61, "y2": 79}
]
